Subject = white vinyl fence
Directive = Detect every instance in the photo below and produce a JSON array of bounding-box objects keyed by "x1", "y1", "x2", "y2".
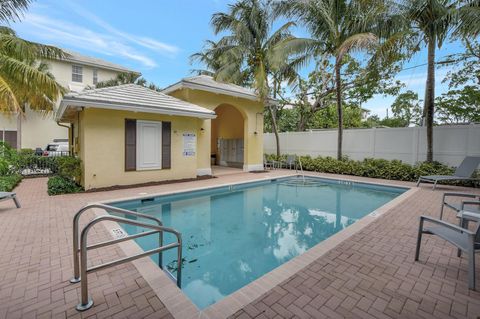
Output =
[{"x1": 264, "y1": 124, "x2": 480, "y2": 167}]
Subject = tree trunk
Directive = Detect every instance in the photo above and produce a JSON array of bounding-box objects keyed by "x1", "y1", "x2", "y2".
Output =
[
  {"x1": 297, "y1": 110, "x2": 307, "y2": 132},
  {"x1": 268, "y1": 104, "x2": 281, "y2": 157},
  {"x1": 335, "y1": 58, "x2": 343, "y2": 160},
  {"x1": 424, "y1": 36, "x2": 436, "y2": 162},
  {"x1": 269, "y1": 79, "x2": 281, "y2": 157}
]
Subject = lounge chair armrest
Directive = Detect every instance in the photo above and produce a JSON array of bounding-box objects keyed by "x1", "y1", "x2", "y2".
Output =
[
  {"x1": 461, "y1": 201, "x2": 480, "y2": 211},
  {"x1": 461, "y1": 200, "x2": 480, "y2": 206},
  {"x1": 460, "y1": 211, "x2": 480, "y2": 221},
  {"x1": 420, "y1": 215, "x2": 476, "y2": 235},
  {"x1": 443, "y1": 192, "x2": 477, "y2": 200}
]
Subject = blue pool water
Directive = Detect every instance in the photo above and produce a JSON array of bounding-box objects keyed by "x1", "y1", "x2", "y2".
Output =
[{"x1": 111, "y1": 176, "x2": 406, "y2": 309}]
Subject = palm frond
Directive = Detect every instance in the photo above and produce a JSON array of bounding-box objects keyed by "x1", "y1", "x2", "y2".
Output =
[
  {"x1": 0, "y1": 74, "x2": 20, "y2": 113},
  {"x1": 0, "y1": 53, "x2": 65, "y2": 102},
  {"x1": 337, "y1": 32, "x2": 378, "y2": 61},
  {"x1": 0, "y1": 0, "x2": 31, "y2": 23},
  {"x1": 455, "y1": 0, "x2": 480, "y2": 37},
  {"x1": 0, "y1": 33, "x2": 68, "y2": 62}
]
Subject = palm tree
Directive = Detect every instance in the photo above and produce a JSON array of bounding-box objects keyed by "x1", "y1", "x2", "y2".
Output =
[
  {"x1": 93, "y1": 72, "x2": 162, "y2": 91},
  {"x1": 190, "y1": 40, "x2": 224, "y2": 77},
  {"x1": 0, "y1": 0, "x2": 30, "y2": 22},
  {"x1": 274, "y1": 0, "x2": 395, "y2": 160},
  {"x1": 195, "y1": 0, "x2": 308, "y2": 157},
  {"x1": 0, "y1": 1, "x2": 66, "y2": 114},
  {"x1": 400, "y1": 0, "x2": 480, "y2": 162}
]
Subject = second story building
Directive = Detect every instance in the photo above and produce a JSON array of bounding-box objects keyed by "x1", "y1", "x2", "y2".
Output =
[{"x1": 0, "y1": 49, "x2": 138, "y2": 150}]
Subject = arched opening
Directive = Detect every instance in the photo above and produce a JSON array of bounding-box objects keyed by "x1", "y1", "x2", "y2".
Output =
[{"x1": 211, "y1": 104, "x2": 245, "y2": 169}]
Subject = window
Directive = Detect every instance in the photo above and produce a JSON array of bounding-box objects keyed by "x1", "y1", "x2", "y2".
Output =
[
  {"x1": 93, "y1": 69, "x2": 98, "y2": 85},
  {"x1": 125, "y1": 119, "x2": 171, "y2": 171},
  {"x1": 72, "y1": 65, "x2": 83, "y2": 82}
]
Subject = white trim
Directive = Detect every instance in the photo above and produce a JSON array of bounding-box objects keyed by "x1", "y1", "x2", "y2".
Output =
[
  {"x1": 163, "y1": 80, "x2": 278, "y2": 105},
  {"x1": 243, "y1": 164, "x2": 264, "y2": 172},
  {"x1": 163, "y1": 81, "x2": 259, "y2": 101},
  {"x1": 57, "y1": 99, "x2": 216, "y2": 121},
  {"x1": 196, "y1": 168, "x2": 212, "y2": 176}
]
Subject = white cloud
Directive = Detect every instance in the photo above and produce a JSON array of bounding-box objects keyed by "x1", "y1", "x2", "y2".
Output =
[
  {"x1": 63, "y1": 1, "x2": 179, "y2": 56},
  {"x1": 14, "y1": 1, "x2": 182, "y2": 69},
  {"x1": 20, "y1": 13, "x2": 158, "y2": 68}
]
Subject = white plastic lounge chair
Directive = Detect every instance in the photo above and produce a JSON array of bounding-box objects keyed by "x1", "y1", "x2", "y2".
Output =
[
  {"x1": 440, "y1": 192, "x2": 480, "y2": 220},
  {"x1": 415, "y1": 211, "x2": 480, "y2": 290},
  {"x1": 416, "y1": 156, "x2": 480, "y2": 190},
  {"x1": 282, "y1": 155, "x2": 297, "y2": 170},
  {"x1": 0, "y1": 192, "x2": 21, "y2": 208},
  {"x1": 263, "y1": 155, "x2": 276, "y2": 170}
]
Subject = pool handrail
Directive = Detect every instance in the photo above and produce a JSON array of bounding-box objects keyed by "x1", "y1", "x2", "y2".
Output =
[
  {"x1": 71, "y1": 203, "x2": 166, "y2": 283},
  {"x1": 74, "y1": 214, "x2": 182, "y2": 311}
]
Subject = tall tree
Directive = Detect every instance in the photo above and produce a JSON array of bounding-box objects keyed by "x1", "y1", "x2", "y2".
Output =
[
  {"x1": 0, "y1": 1, "x2": 65, "y2": 114},
  {"x1": 193, "y1": 0, "x2": 307, "y2": 156},
  {"x1": 435, "y1": 39, "x2": 480, "y2": 124},
  {"x1": 93, "y1": 72, "x2": 161, "y2": 91},
  {"x1": 401, "y1": 0, "x2": 480, "y2": 162},
  {"x1": 274, "y1": 0, "x2": 400, "y2": 159},
  {"x1": 390, "y1": 90, "x2": 422, "y2": 126}
]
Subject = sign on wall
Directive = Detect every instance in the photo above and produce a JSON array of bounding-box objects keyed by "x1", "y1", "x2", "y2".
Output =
[{"x1": 183, "y1": 132, "x2": 196, "y2": 156}]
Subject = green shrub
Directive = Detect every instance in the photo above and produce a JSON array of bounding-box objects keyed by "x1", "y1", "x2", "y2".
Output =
[
  {"x1": 55, "y1": 157, "x2": 82, "y2": 182},
  {"x1": 0, "y1": 174, "x2": 22, "y2": 192},
  {"x1": 19, "y1": 148, "x2": 35, "y2": 155},
  {"x1": 47, "y1": 176, "x2": 83, "y2": 196},
  {"x1": 0, "y1": 142, "x2": 18, "y2": 174},
  {"x1": 266, "y1": 153, "x2": 475, "y2": 186}
]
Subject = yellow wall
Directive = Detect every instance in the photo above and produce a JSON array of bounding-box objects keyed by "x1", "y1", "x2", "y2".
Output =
[
  {"x1": 211, "y1": 104, "x2": 244, "y2": 155},
  {"x1": 79, "y1": 108, "x2": 201, "y2": 190},
  {"x1": 169, "y1": 88, "x2": 264, "y2": 171}
]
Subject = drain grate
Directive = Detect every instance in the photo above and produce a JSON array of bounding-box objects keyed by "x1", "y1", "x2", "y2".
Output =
[{"x1": 111, "y1": 228, "x2": 127, "y2": 239}]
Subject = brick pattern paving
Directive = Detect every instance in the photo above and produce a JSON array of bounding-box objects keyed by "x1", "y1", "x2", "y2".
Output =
[
  {"x1": 0, "y1": 173, "x2": 479, "y2": 319},
  {"x1": 230, "y1": 182, "x2": 480, "y2": 319},
  {"x1": 0, "y1": 178, "x2": 175, "y2": 319}
]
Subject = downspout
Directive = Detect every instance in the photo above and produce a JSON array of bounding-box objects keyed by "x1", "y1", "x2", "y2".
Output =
[
  {"x1": 56, "y1": 121, "x2": 71, "y2": 155},
  {"x1": 56, "y1": 122, "x2": 70, "y2": 130}
]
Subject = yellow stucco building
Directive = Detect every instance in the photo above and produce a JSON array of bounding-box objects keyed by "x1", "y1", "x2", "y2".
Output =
[{"x1": 56, "y1": 76, "x2": 266, "y2": 190}]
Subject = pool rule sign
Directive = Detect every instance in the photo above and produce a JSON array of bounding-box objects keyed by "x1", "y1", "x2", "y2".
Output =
[{"x1": 183, "y1": 132, "x2": 196, "y2": 156}]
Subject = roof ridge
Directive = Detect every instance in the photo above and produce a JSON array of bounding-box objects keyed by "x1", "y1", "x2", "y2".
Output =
[
  {"x1": 61, "y1": 48, "x2": 139, "y2": 74},
  {"x1": 183, "y1": 75, "x2": 256, "y2": 92},
  {"x1": 68, "y1": 83, "x2": 139, "y2": 97}
]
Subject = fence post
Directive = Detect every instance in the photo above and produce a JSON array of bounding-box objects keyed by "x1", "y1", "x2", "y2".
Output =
[
  {"x1": 411, "y1": 127, "x2": 418, "y2": 165},
  {"x1": 370, "y1": 127, "x2": 376, "y2": 158}
]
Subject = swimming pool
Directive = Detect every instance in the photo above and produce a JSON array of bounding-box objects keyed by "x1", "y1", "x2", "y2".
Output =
[{"x1": 110, "y1": 176, "x2": 406, "y2": 309}]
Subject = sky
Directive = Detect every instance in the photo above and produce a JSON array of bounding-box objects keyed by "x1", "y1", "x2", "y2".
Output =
[{"x1": 11, "y1": 0, "x2": 467, "y2": 118}]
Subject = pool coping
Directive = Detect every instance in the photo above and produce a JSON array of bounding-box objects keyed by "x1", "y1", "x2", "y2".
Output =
[{"x1": 91, "y1": 172, "x2": 419, "y2": 319}]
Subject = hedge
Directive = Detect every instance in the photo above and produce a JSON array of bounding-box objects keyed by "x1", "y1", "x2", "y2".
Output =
[
  {"x1": 0, "y1": 174, "x2": 22, "y2": 192},
  {"x1": 265, "y1": 154, "x2": 477, "y2": 186},
  {"x1": 47, "y1": 176, "x2": 83, "y2": 196},
  {"x1": 46, "y1": 157, "x2": 83, "y2": 195}
]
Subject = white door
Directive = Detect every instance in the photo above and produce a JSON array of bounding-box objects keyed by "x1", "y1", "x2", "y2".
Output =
[{"x1": 136, "y1": 120, "x2": 162, "y2": 170}]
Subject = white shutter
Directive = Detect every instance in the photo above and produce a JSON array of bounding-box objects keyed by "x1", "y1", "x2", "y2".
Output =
[{"x1": 136, "y1": 120, "x2": 162, "y2": 170}]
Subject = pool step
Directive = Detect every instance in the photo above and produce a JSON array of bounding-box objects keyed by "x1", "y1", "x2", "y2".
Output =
[{"x1": 279, "y1": 180, "x2": 328, "y2": 187}]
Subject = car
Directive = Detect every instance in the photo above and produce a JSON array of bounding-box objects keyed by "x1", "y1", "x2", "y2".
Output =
[{"x1": 43, "y1": 142, "x2": 70, "y2": 157}]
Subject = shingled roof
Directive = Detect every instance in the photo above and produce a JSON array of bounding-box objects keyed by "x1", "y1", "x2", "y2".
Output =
[
  {"x1": 163, "y1": 75, "x2": 267, "y2": 102},
  {"x1": 56, "y1": 84, "x2": 216, "y2": 122}
]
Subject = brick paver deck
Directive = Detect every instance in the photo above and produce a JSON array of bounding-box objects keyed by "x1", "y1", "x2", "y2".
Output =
[{"x1": 0, "y1": 172, "x2": 479, "y2": 318}]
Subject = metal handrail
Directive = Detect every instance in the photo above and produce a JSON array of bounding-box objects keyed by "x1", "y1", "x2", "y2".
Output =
[
  {"x1": 296, "y1": 157, "x2": 306, "y2": 183},
  {"x1": 71, "y1": 203, "x2": 165, "y2": 283},
  {"x1": 75, "y1": 215, "x2": 182, "y2": 311}
]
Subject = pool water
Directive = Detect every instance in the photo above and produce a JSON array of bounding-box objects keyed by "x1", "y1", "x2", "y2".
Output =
[{"x1": 111, "y1": 176, "x2": 406, "y2": 309}]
